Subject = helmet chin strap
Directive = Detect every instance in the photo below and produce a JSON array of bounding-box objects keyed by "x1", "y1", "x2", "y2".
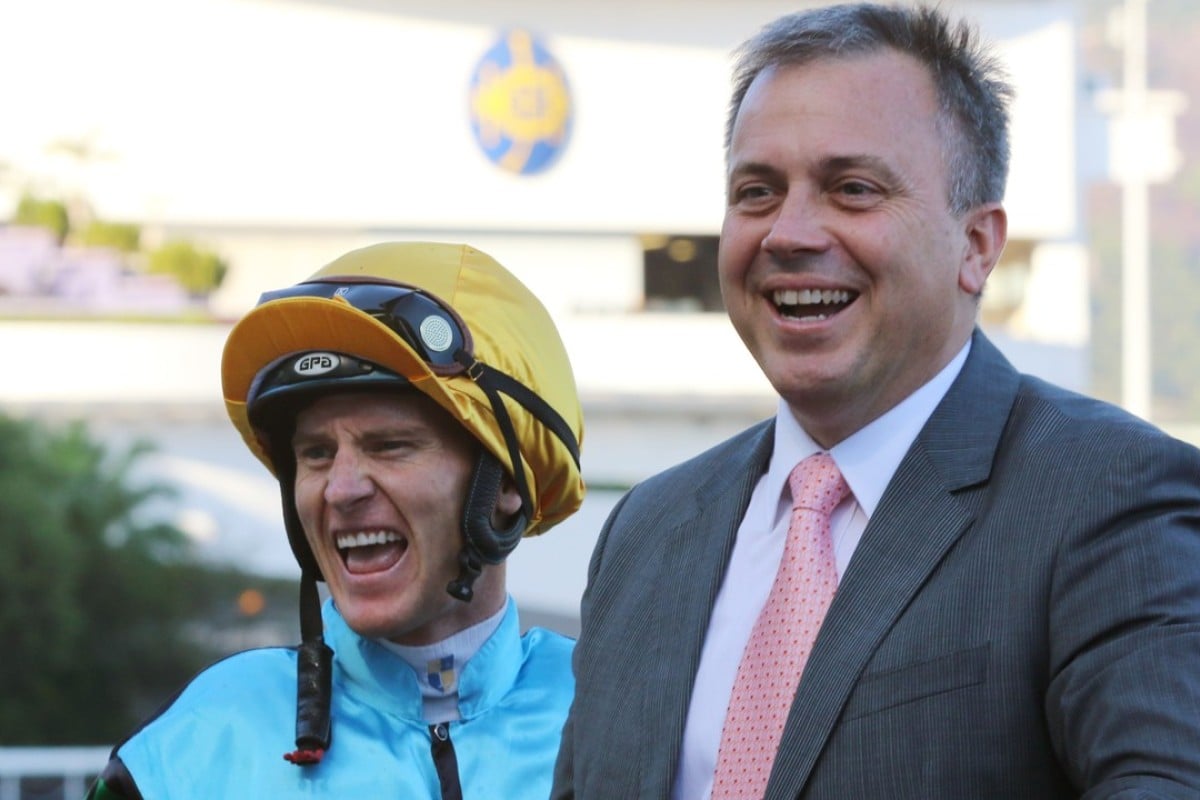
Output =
[
  {"x1": 284, "y1": 570, "x2": 333, "y2": 765},
  {"x1": 446, "y1": 450, "x2": 529, "y2": 602},
  {"x1": 261, "y1": 436, "x2": 335, "y2": 766},
  {"x1": 446, "y1": 553, "x2": 483, "y2": 603}
]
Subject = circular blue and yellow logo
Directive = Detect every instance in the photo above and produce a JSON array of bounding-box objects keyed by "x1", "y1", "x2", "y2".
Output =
[{"x1": 468, "y1": 30, "x2": 572, "y2": 176}]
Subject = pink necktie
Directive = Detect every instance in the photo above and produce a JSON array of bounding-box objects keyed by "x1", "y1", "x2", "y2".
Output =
[{"x1": 710, "y1": 452, "x2": 850, "y2": 800}]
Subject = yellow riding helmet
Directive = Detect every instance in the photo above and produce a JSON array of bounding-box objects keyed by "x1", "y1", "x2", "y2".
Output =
[{"x1": 222, "y1": 241, "x2": 585, "y2": 538}]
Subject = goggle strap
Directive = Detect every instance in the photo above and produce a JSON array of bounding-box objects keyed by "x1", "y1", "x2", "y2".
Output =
[
  {"x1": 477, "y1": 378, "x2": 535, "y2": 518},
  {"x1": 472, "y1": 365, "x2": 582, "y2": 467},
  {"x1": 298, "y1": 570, "x2": 323, "y2": 643}
]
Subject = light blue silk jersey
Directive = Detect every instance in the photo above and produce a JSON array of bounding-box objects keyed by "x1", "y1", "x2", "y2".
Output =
[{"x1": 115, "y1": 597, "x2": 574, "y2": 798}]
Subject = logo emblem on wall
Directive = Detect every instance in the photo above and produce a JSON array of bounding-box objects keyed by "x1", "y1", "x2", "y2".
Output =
[{"x1": 469, "y1": 29, "x2": 572, "y2": 176}]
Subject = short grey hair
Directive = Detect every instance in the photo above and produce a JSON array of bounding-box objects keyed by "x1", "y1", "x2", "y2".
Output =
[{"x1": 726, "y1": 2, "x2": 1013, "y2": 213}]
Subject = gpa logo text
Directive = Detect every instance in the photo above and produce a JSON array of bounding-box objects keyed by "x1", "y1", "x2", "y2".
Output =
[{"x1": 295, "y1": 353, "x2": 339, "y2": 376}]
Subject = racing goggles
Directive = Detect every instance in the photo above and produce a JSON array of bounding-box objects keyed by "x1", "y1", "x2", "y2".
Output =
[
  {"x1": 255, "y1": 275, "x2": 580, "y2": 471},
  {"x1": 257, "y1": 278, "x2": 471, "y2": 375}
]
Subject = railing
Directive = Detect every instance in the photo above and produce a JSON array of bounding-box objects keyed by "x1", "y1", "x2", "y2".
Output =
[{"x1": 0, "y1": 748, "x2": 110, "y2": 800}]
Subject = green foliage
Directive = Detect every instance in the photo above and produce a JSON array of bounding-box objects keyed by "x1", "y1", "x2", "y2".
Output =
[
  {"x1": 79, "y1": 220, "x2": 142, "y2": 253},
  {"x1": 5, "y1": 196, "x2": 229, "y2": 308},
  {"x1": 146, "y1": 239, "x2": 228, "y2": 296},
  {"x1": 13, "y1": 193, "x2": 70, "y2": 242},
  {"x1": 0, "y1": 412, "x2": 296, "y2": 745}
]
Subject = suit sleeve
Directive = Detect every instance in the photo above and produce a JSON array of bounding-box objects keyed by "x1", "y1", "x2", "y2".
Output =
[
  {"x1": 550, "y1": 488, "x2": 633, "y2": 800},
  {"x1": 1045, "y1": 431, "x2": 1200, "y2": 797}
]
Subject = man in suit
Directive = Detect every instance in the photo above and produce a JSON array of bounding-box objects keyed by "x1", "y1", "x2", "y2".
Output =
[{"x1": 552, "y1": 4, "x2": 1200, "y2": 798}]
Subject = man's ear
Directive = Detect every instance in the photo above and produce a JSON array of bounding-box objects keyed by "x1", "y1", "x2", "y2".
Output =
[
  {"x1": 490, "y1": 472, "x2": 524, "y2": 529},
  {"x1": 959, "y1": 202, "x2": 1007, "y2": 296}
]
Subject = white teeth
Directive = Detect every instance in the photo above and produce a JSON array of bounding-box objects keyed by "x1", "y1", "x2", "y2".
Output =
[
  {"x1": 336, "y1": 530, "x2": 401, "y2": 550},
  {"x1": 772, "y1": 289, "x2": 851, "y2": 306}
]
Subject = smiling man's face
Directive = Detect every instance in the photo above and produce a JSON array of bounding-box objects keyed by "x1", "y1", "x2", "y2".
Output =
[
  {"x1": 719, "y1": 50, "x2": 1002, "y2": 447},
  {"x1": 292, "y1": 390, "x2": 504, "y2": 645}
]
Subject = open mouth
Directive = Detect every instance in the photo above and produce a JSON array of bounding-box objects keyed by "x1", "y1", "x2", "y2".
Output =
[
  {"x1": 772, "y1": 288, "x2": 856, "y2": 321},
  {"x1": 336, "y1": 530, "x2": 408, "y2": 575}
]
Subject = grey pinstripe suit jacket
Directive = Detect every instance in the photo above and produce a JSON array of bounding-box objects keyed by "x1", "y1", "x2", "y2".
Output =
[{"x1": 552, "y1": 331, "x2": 1200, "y2": 799}]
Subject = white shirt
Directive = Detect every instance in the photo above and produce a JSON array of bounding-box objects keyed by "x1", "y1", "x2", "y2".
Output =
[{"x1": 670, "y1": 342, "x2": 970, "y2": 800}]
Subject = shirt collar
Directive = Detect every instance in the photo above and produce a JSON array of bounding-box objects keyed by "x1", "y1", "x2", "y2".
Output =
[
  {"x1": 769, "y1": 340, "x2": 970, "y2": 517},
  {"x1": 380, "y1": 604, "x2": 506, "y2": 697},
  {"x1": 323, "y1": 595, "x2": 524, "y2": 721}
]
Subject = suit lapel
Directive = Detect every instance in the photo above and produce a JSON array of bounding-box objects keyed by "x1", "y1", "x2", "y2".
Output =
[
  {"x1": 766, "y1": 332, "x2": 1021, "y2": 799},
  {"x1": 637, "y1": 420, "x2": 776, "y2": 797}
]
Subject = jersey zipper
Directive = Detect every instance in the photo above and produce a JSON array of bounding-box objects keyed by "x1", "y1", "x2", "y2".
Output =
[{"x1": 429, "y1": 722, "x2": 463, "y2": 800}]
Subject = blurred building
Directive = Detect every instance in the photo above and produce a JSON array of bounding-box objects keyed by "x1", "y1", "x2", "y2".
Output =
[{"x1": 0, "y1": 0, "x2": 1098, "y2": 394}]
